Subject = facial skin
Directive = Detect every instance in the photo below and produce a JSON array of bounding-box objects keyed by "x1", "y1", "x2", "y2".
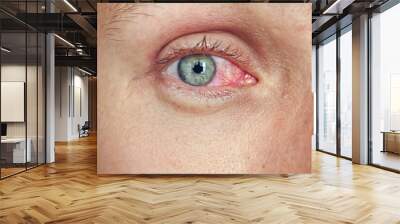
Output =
[{"x1": 97, "y1": 3, "x2": 312, "y2": 174}]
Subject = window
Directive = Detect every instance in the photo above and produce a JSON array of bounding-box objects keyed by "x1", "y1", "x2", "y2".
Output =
[
  {"x1": 371, "y1": 3, "x2": 400, "y2": 171},
  {"x1": 317, "y1": 35, "x2": 337, "y2": 154},
  {"x1": 340, "y1": 27, "x2": 352, "y2": 158}
]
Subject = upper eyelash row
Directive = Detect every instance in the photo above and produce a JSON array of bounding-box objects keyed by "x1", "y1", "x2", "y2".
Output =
[{"x1": 156, "y1": 36, "x2": 246, "y2": 65}]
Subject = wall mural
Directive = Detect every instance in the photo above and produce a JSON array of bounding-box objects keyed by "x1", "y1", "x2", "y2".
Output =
[{"x1": 97, "y1": 3, "x2": 312, "y2": 174}]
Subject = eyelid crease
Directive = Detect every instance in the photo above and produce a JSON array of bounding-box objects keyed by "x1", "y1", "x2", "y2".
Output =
[{"x1": 156, "y1": 35, "x2": 248, "y2": 66}]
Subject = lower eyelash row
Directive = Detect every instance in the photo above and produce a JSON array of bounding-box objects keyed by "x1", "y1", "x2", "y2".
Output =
[{"x1": 168, "y1": 81, "x2": 236, "y2": 100}]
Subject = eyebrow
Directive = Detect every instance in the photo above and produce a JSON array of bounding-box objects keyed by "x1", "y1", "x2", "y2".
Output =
[{"x1": 99, "y1": 3, "x2": 153, "y2": 41}]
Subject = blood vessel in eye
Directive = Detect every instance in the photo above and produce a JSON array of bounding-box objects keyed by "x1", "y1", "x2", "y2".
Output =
[{"x1": 208, "y1": 57, "x2": 257, "y2": 87}]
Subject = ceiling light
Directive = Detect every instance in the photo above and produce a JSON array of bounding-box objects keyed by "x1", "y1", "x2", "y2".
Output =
[
  {"x1": 323, "y1": 0, "x2": 355, "y2": 15},
  {"x1": 76, "y1": 48, "x2": 85, "y2": 55},
  {"x1": 54, "y1": 34, "x2": 75, "y2": 48},
  {"x1": 1, "y1": 47, "x2": 11, "y2": 53},
  {"x1": 63, "y1": 0, "x2": 78, "y2": 12},
  {"x1": 77, "y1": 67, "x2": 93, "y2": 76}
]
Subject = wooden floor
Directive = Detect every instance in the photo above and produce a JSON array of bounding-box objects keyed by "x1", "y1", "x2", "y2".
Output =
[
  {"x1": 1, "y1": 135, "x2": 400, "y2": 223},
  {"x1": 0, "y1": 167, "x2": 26, "y2": 178}
]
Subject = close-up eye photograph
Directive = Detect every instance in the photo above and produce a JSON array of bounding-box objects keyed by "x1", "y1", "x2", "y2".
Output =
[
  {"x1": 97, "y1": 3, "x2": 312, "y2": 174},
  {"x1": 1, "y1": 0, "x2": 400, "y2": 223}
]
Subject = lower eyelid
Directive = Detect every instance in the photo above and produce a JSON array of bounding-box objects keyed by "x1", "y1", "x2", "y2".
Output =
[
  {"x1": 160, "y1": 75, "x2": 236, "y2": 97},
  {"x1": 159, "y1": 77, "x2": 238, "y2": 105},
  {"x1": 155, "y1": 68, "x2": 256, "y2": 114}
]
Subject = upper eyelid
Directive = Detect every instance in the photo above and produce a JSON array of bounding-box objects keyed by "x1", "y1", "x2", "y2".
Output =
[{"x1": 156, "y1": 36, "x2": 248, "y2": 66}]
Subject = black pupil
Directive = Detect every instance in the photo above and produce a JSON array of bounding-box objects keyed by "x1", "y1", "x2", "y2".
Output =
[{"x1": 192, "y1": 61, "x2": 204, "y2": 74}]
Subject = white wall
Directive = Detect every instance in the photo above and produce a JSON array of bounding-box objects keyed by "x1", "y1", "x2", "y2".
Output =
[
  {"x1": 55, "y1": 67, "x2": 70, "y2": 141},
  {"x1": 55, "y1": 67, "x2": 89, "y2": 141},
  {"x1": 72, "y1": 73, "x2": 89, "y2": 138}
]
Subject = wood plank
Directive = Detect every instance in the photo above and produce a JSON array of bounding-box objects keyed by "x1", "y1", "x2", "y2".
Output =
[{"x1": 0, "y1": 135, "x2": 400, "y2": 223}]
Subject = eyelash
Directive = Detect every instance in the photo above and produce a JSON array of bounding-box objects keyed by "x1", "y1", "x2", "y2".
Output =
[{"x1": 156, "y1": 36, "x2": 247, "y2": 66}]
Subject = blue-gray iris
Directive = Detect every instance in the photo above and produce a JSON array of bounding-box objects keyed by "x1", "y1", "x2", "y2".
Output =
[{"x1": 178, "y1": 55, "x2": 216, "y2": 86}]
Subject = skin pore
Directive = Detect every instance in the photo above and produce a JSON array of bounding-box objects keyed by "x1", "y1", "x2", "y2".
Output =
[{"x1": 98, "y1": 3, "x2": 312, "y2": 174}]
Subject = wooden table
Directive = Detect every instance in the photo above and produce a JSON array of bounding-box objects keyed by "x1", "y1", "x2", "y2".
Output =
[
  {"x1": 1, "y1": 138, "x2": 32, "y2": 164},
  {"x1": 381, "y1": 131, "x2": 400, "y2": 154}
]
